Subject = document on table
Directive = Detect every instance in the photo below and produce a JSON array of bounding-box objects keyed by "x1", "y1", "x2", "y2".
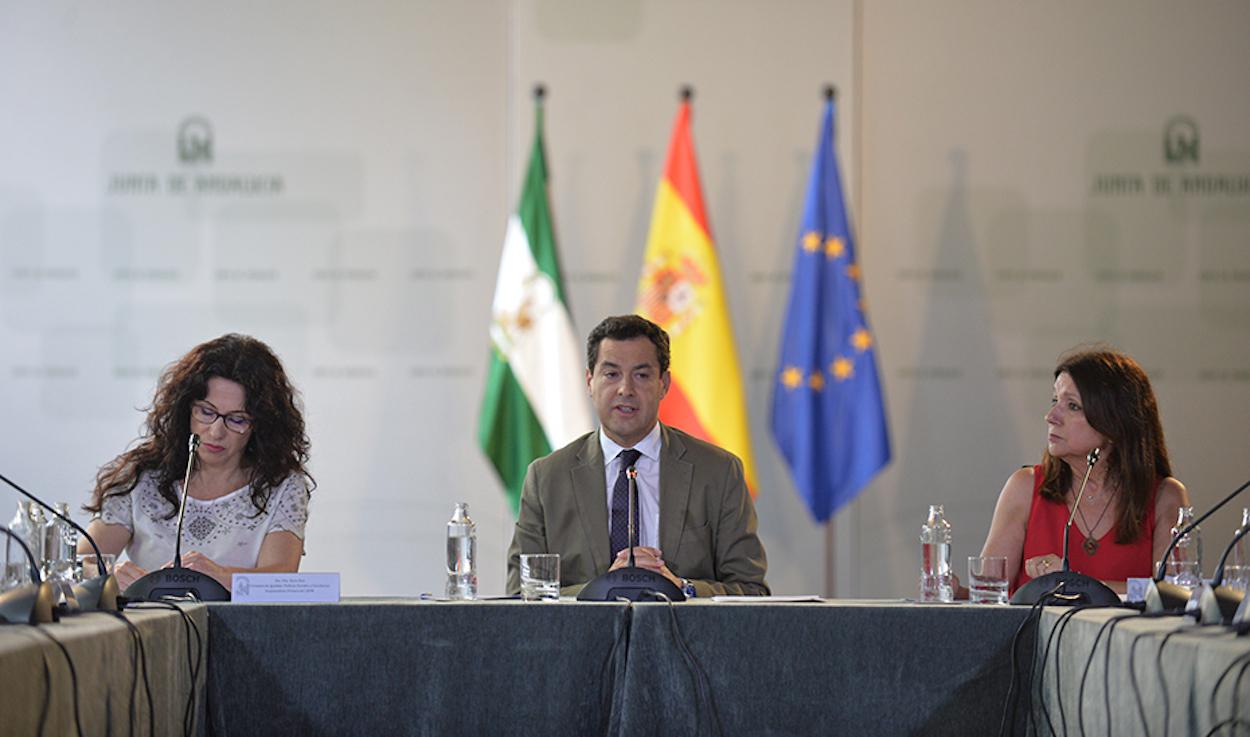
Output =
[{"x1": 710, "y1": 595, "x2": 824, "y2": 602}]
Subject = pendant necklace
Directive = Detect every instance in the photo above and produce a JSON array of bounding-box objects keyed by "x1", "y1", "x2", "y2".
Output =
[{"x1": 1073, "y1": 492, "x2": 1113, "y2": 556}]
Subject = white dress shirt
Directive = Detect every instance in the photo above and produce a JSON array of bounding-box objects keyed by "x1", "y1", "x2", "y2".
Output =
[{"x1": 599, "y1": 423, "x2": 663, "y2": 550}]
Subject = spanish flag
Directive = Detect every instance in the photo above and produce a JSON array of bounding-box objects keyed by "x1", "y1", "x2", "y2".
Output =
[{"x1": 635, "y1": 91, "x2": 758, "y2": 495}]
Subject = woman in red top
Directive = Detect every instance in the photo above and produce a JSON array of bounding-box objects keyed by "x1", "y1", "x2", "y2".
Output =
[{"x1": 981, "y1": 348, "x2": 1187, "y2": 595}]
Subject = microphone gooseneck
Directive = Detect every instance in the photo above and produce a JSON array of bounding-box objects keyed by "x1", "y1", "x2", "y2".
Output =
[
  {"x1": 1061, "y1": 448, "x2": 1101, "y2": 573},
  {"x1": 627, "y1": 466, "x2": 638, "y2": 569},
  {"x1": 173, "y1": 433, "x2": 201, "y2": 569}
]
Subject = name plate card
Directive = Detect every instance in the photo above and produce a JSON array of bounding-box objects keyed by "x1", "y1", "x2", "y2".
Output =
[
  {"x1": 1126, "y1": 578, "x2": 1150, "y2": 603},
  {"x1": 231, "y1": 573, "x2": 340, "y2": 603}
]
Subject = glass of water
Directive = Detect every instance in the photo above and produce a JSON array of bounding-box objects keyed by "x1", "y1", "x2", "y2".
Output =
[
  {"x1": 75, "y1": 553, "x2": 116, "y2": 582},
  {"x1": 520, "y1": 554, "x2": 560, "y2": 601},
  {"x1": 1222, "y1": 565, "x2": 1250, "y2": 593},
  {"x1": 3, "y1": 537, "x2": 33, "y2": 592},
  {"x1": 1157, "y1": 559, "x2": 1203, "y2": 589},
  {"x1": 968, "y1": 556, "x2": 1009, "y2": 604}
]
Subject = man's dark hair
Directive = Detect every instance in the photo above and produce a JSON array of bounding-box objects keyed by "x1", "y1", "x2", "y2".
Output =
[{"x1": 586, "y1": 315, "x2": 671, "y2": 374}]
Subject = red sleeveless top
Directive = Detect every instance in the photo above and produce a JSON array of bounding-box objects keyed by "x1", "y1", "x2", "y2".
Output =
[{"x1": 1012, "y1": 465, "x2": 1156, "y2": 593}]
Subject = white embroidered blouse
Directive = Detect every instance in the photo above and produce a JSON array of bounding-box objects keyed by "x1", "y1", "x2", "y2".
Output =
[{"x1": 97, "y1": 471, "x2": 310, "y2": 572}]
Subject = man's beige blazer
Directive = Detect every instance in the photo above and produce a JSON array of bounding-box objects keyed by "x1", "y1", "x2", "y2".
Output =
[{"x1": 506, "y1": 424, "x2": 769, "y2": 597}]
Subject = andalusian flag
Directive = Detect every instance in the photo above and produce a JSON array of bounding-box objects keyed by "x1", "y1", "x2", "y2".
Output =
[
  {"x1": 635, "y1": 90, "x2": 759, "y2": 494},
  {"x1": 479, "y1": 88, "x2": 591, "y2": 514}
]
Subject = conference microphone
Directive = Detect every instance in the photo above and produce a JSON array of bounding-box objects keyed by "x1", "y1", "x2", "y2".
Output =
[
  {"x1": 1204, "y1": 522, "x2": 1250, "y2": 624},
  {"x1": 0, "y1": 526, "x2": 56, "y2": 624},
  {"x1": 124, "y1": 433, "x2": 231, "y2": 602},
  {"x1": 578, "y1": 463, "x2": 685, "y2": 602},
  {"x1": 1200, "y1": 529, "x2": 1250, "y2": 627},
  {"x1": 1146, "y1": 475, "x2": 1250, "y2": 616},
  {"x1": 1011, "y1": 448, "x2": 1120, "y2": 606},
  {"x1": 0, "y1": 471, "x2": 120, "y2": 612}
]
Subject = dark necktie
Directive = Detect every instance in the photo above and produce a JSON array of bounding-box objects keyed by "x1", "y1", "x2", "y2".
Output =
[{"x1": 609, "y1": 449, "x2": 643, "y2": 562}]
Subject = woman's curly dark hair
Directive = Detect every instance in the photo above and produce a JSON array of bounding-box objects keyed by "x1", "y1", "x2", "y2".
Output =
[
  {"x1": 1039, "y1": 347, "x2": 1171, "y2": 544},
  {"x1": 86, "y1": 334, "x2": 314, "y2": 519}
]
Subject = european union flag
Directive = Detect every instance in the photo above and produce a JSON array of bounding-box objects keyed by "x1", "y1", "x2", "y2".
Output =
[{"x1": 770, "y1": 93, "x2": 891, "y2": 523}]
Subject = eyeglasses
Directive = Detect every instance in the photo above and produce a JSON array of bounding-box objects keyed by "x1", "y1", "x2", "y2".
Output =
[{"x1": 191, "y1": 402, "x2": 253, "y2": 434}]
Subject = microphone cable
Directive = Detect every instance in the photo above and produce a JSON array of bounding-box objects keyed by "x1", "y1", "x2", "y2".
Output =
[
  {"x1": 1074, "y1": 612, "x2": 1140, "y2": 737},
  {"x1": 597, "y1": 600, "x2": 632, "y2": 737},
  {"x1": 649, "y1": 590, "x2": 724, "y2": 737},
  {"x1": 1035, "y1": 607, "x2": 1105, "y2": 737},
  {"x1": 1128, "y1": 626, "x2": 1160, "y2": 736},
  {"x1": 126, "y1": 600, "x2": 204, "y2": 737},
  {"x1": 14, "y1": 625, "x2": 55, "y2": 737},
  {"x1": 1204, "y1": 717, "x2": 1250, "y2": 737},
  {"x1": 1123, "y1": 614, "x2": 1200, "y2": 737},
  {"x1": 1154, "y1": 623, "x2": 1213, "y2": 737},
  {"x1": 1210, "y1": 649, "x2": 1250, "y2": 725},
  {"x1": 1209, "y1": 648, "x2": 1250, "y2": 735},
  {"x1": 1046, "y1": 599, "x2": 1144, "y2": 737},
  {"x1": 1149, "y1": 621, "x2": 1238, "y2": 737},
  {"x1": 1100, "y1": 614, "x2": 1185, "y2": 737},
  {"x1": 1033, "y1": 604, "x2": 1089, "y2": 737},
  {"x1": 998, "y1": 581, "x2": 1061, "y2": 737},
  {"x1": 24, "y1": 624, "x2": 84, "y2": 737},
  {"x1": 106, "y1": 608, "x2": 156, "y2": 737}
]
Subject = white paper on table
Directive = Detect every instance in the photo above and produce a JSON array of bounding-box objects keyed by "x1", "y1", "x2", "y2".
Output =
[{"x1": 709, "y1": 595, "x2": 824, "y2": 603}]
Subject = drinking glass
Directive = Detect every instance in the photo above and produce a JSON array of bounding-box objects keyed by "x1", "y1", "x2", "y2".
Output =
[
  {"x1": 967, "y1": 555, "x2": 1009, "y2": 604},
  {"x1": 520, "y1": 554, "x2": 560, "y2": 601}
]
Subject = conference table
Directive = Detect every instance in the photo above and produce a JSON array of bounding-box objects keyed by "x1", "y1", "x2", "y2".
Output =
[
  {"x1": 1034, "y1": 606, "x2": 1250, "y2": 737},
  {"x1": 205, "y1": 598, "x2": 1027, "y2": 736},
  {"x1": 0, "y1": 601, "x2": 207, "y2": 737},
  {"x1": 3, "y1": 598, "x2": 1247, "y2": 736}
]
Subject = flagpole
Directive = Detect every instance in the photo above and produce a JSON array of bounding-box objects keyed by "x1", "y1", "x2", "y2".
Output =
[
  {"x1": 825, "y1": 519, "x2": 836, "y2": 598},
  {"x1": 823, "y1": 83, "x2": 837, "y2": 601}
]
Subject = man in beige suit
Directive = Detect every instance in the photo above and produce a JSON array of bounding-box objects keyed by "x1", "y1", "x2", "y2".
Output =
[{"x1": 506, "y1": 315, "x2": 768, "y2": 597}]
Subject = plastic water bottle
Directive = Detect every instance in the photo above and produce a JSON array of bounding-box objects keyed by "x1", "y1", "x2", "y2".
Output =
[
  {"x1": 1169, "y1": 506, "x2": 1202, "y2": 588},
  {"x1": 445, "y1": 502, "x2": 477, "y2": 600},
  {"x1": 1232, "y1": 508, "x2": 1250, "y2": 567},
  {"x1": 27, "y1": 503, "x2": 46, "y2": 565},
  {"x1": 42, "y1": 503, "x2": 77, "y2": 583},
  {"x1": 5, "y1": 501, "x2": 40, "y2": 588},
  {"x1": 919, "y1": 504, "x2": 953, "y2": 602}
]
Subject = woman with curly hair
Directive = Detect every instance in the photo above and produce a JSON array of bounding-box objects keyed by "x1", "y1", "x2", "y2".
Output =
[
  {"x1": 980, "y1": 347, "x2": 1188, "y2": 595},
  {"x1": 80, "y1": 334, "x2": 314, "y2": 591}
]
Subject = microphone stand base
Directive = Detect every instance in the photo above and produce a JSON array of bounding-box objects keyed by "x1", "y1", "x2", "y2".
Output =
[
  {"x1": 73, "y1": 574, "x2": 121, "y2": 612},
  {"x1": 577, "y1": 566, "x2": 686, "y2": 602},
  {"x1": 1145, "y1": 579, "x2": 1197, "y2": 614},
  {"x1": 124, "y1": 567, "x2": 231, "y2": 602},
  {"x1": 0, "y1": 581, "x2": 58, "y2": 624},
  {"x1": 1010, "y1": 571, "x2": 1120, "y2": 607}
]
